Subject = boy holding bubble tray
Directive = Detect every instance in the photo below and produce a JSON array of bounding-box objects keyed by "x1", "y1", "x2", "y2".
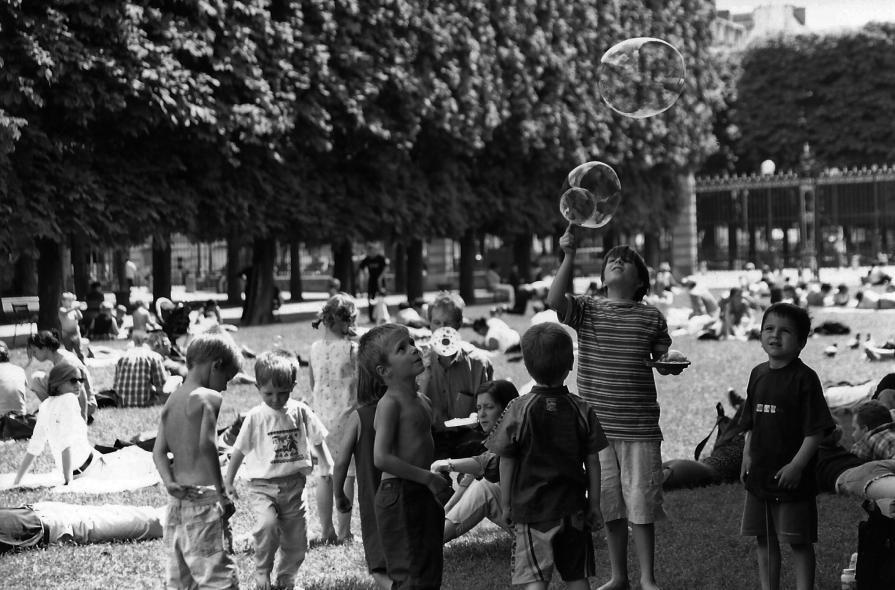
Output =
[{"x1": 547, "y1": 229, "x2": 671, "y2": 590}]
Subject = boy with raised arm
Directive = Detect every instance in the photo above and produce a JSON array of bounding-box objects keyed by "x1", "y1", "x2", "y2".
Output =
[{"x1": 153, "y1": 333, "x2": 242, "y2": 590}]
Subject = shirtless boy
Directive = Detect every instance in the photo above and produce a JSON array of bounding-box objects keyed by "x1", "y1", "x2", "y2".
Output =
[
  {"x1": 152, "y1": 332, "x2": 242, "y2": 590},
  {"x1": 361, "y1": 324, "x2": 452, "y2": 589}
]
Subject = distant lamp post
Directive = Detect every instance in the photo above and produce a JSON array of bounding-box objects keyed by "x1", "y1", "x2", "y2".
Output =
[
  {"x1": 798, "y1": 143, "x2": 818, "y2": 277},
  {"x1": 761, "y1": 159, "x2": 775, "y2": 266}
]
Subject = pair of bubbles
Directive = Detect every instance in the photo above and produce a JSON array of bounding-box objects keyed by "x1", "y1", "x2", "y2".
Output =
[{"x1": 560, "y1": 37, "x2": 685, "y2": 228}]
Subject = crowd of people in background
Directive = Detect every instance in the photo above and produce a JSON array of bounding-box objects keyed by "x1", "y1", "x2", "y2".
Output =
[{"x1": 3, "y1": 248, "x2": 895, "y2": 589}]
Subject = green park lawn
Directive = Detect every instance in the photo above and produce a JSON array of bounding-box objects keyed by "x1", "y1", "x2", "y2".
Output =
[{"x1": 0, "y1": 304, "x2": 891, "y2": 589}]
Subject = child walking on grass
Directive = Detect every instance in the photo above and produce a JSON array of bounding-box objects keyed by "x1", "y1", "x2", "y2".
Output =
[
  {"x1": 486, "y1": 323, "x2": 606, "y2": 590},
  {"x1": 309, "y1": 293, "x2": 360, "y2": 544},
  {"x1": 224, "y1": 350, "x2": 332, "y2": 590},
  {"x1": 332, "y1": 355, "x2": 392, "y2": 590},
  {"x1": 546, "y1": 226, "x2": 671, "y2": 590},
  {"x1": 739, "y1": 303, "x2": 834, "y2": 590},
  {"x1": 152, "y1": 333, "x2": 242, "y2": 590},
  {"x1": 365, "y1": 323, "x2": 452, "y2": 589}
]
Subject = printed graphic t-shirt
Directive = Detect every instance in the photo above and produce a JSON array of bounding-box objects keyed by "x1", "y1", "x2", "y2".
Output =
[{"x1": 234, "y1": 399, "x2": 328, "y2": 480}]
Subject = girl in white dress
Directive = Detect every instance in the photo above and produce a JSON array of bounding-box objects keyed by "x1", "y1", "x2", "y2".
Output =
[{"x1": 309, "y1": 293, "x2": 359, "y2": 543}]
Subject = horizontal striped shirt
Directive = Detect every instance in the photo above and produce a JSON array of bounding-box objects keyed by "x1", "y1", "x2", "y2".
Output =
[{"x1": 562, "y1": 295, "x2": 671, "y2": 441}]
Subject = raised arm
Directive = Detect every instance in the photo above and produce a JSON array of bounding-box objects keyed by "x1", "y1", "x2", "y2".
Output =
[{"x1": 546, "y1": 224, "x2": 579, "y2": 318}]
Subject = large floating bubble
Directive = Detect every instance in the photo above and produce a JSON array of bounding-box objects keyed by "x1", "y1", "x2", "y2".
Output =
[
  {"x1": 599, "y1": 37, "x2": 686, "y2": 119},
  {"x1": 558, "y1": 161, "x2": 621, "y2": 229}
]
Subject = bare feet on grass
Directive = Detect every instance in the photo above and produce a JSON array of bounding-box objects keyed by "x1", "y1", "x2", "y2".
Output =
[{"x1": 255, "y1": 572, "x2": 271, "y2": 590}]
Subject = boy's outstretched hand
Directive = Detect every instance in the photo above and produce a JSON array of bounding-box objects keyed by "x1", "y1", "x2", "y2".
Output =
[{"x1": 558, "y1": 223, "x2": 580, "y2": 254}]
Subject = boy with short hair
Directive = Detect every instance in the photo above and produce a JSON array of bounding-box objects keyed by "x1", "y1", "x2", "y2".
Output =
[
  {"x1": 367, "y1": 324, "x2": 452, "y2": 589},
  {"x1": 547, "y1": 231, "x2": 671, "y2": 590},
  {"x1": 224, "y1": 350, "x2": 331, "y2": 590},
  {"x1": 850, "y1": 400, "x2": 895, "y2": 461},
  {"x1": 739, "y1": 302, "x2": 835, "y2": 590},
  {"x1": 487, "y1": 323, "x2": 607, "y2": 590},
  {"x1": 152, "y1": 332, "x2": 243, "y2": 590}
]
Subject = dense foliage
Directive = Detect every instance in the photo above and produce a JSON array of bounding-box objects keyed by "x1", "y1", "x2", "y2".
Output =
[
  {"x1": 724, "y1": 23, "x2": 895, "y2": 174},
  {"x1": 0, "y1": 0, "x2": 723, "y2": 322}
]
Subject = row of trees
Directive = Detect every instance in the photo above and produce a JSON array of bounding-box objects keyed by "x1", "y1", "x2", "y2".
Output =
[
  {"x1": 707, "y1": 23, "x2": 895, "y2": 176},
  {"x1": 1, "y1": 0, "x2": 723, "y2": 325}
]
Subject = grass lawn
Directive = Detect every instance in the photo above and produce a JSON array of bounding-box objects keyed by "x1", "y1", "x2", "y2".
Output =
[{"x1": 0, "y1": 303, "x2": 891, "y2": 589}]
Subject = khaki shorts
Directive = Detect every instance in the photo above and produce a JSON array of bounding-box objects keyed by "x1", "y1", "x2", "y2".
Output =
[{"x1": 600, "y1": 439, "x2": 666, "y2": 524}]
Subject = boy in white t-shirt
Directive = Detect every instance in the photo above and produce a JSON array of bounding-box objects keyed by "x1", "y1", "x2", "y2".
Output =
[{"x1": 224, "y1": 350, "x2": 331, "y2": 590}]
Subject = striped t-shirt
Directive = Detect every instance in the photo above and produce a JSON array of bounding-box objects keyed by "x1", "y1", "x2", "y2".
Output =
[{"x1": 562, "y1": 295, "x2": 671, "y2": 441}]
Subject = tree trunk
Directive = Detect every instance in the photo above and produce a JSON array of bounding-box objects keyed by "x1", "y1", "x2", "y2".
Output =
[
  {"x1": 289, "y1": 241, "x2": 303, "y2": 302},
  {"x1": 36, "y1": 238, "x2": 63, "y2": 331},
  {"x1": 14, "y1": 249, "x2": 38, "y2": 295},
  {"x1": 70, "y1": 234, "x2": 89, "y2": 298},
  {"x1": 459, "y1": 230, "x2": 476, "y2": 304},
  {"x1": 241, "y1": 237, "x2": 277, "y2": 325},
  {"x1": 512, "y1": 233, "x2": 532, "y2": 283},
  {"x1": 407, "y1": 239, "x2": 424, "y2": 302},
  {"x1": 332, "y1": 239, "x2": 355, "y2": 296},
  {"x1": 226, "y1": 234, "x2": 243, "y2": 306},
  {"x1": 393, "y1": 241, "x2": 407, "y2": 295},
  {"x1": 152, "y1": 234, "x2": 172, "y2": 301},
  {"x1": 643, "y1": 232, "x2": 660, "y2": 269}
]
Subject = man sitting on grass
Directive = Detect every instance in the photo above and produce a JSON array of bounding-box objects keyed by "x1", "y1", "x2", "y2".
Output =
[{"x1": 111, "y1": 331, "x2": 171, "y2": 407}]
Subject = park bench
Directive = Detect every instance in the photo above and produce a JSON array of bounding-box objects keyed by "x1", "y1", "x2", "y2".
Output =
[{"x1": 0, "y1": 295, "x2": 40, "y2": 346}]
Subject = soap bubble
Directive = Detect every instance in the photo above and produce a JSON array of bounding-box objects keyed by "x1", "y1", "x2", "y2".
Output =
[
  {"x1": 558, "y1": 161, "x2": 621, "y2": 229},
  {"x1": 599, "y1": 37, "x2": 686, "y2": 119}
]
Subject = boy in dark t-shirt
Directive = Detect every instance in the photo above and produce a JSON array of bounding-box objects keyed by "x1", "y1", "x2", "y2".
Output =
[
  {"x1": 487, "y1": 323, "x2": 607, "y2": 589},
  {"x1": 739, "y1": 303, "x2": 835, "y2": 590}
]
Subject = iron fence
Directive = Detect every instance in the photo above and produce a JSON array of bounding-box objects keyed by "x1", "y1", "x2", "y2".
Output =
[{"x1": 695, "y1": 166, "x2": 895, "y2": 270}]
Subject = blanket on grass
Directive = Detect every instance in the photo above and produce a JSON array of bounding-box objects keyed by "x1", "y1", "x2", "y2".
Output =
[{"x1": 0, "y1": 446, "x2": 160, "y2": 493}]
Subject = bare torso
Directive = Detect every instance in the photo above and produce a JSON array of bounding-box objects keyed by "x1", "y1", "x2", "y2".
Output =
[
  {"x1": 379, "y1": 392, "x2": 434, "y2": 480},
  {"x1": 160, "y1": 386, "x2": 222, "y2": 487}
]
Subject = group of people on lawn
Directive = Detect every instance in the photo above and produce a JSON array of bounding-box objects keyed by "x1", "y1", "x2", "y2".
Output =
[{"x1": 7, "y1": 229, "x2": 895, "y2": 590}]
